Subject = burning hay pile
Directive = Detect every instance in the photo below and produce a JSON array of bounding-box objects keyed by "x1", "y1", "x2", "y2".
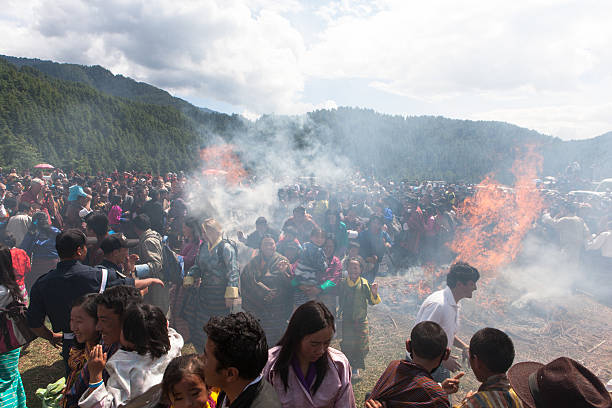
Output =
[{"x1": 351, "y1": 148, "x2": 612, "y2": 400}]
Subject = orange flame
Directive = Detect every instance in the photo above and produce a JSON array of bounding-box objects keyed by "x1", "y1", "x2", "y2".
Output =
[
  {"x1": 450, "y1": 146, "x2": 544, "y2": 274},
  {"x1": 199, "y1": 144, "x2": 247, "y2": 185}
]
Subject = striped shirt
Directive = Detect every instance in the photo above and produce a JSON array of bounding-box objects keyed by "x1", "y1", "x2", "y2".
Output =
[
  {"x1": 369, "y1": 360, "x2": 450, "y2": 407},
  {"x1": 455, "y1": 374, "x2": 523, "y2": 408}
]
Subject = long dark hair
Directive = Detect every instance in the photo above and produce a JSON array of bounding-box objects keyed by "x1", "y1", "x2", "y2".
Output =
[
  {"x1": 121, "y1": 303, "x2": 170, "y2": 359},
  {"x1": 0, "y1": 244, "x2": 23, "y2": 302},
  {"x1": 275, "y1": 301, "x2": 335, "y2": 395},
  {"x1": 71, "y1": 294, "x2": 100, "y2": 350}
]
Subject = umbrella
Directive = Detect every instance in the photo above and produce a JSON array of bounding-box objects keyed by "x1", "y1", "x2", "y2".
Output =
[{"x1": 34, "y1": 163, "x2": 54, "y2": 169}]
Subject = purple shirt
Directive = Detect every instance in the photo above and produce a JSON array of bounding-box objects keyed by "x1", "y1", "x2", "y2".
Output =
[{"x1": 263, "y1": 346, "x2": 356, "y2": 408}]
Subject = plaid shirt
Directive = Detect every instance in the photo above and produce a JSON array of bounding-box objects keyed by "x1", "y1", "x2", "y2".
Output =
[
  {"x1": 62, "y1": 343, "x2": 119, "y2": 408},
  {"x1": 369, "y1": 360, "x2": 450, "y2": 408},
  {"x1": 454, "y1": 374, "x2": 523, "y2": 408}
]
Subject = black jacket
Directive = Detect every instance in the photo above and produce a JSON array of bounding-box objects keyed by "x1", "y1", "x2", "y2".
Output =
[{"x1": 216, "y1": 379, "x2": 281, "y2": 408}]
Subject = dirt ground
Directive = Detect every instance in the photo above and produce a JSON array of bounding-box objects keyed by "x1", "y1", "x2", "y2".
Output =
[{"x1": 20, "y1": 274, "x2": 612, "y2": 408}]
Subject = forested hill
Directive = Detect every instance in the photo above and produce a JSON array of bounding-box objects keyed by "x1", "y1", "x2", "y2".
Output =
[
  {"x1": 1, "y1": 55, "x2": 610, "y2": 180},
  {"x1": 0, "y1": 58, "x2": 201, "y2": 172},
  {"x1": 0, "y1": 55, "x2": 212, "y2": 115}
]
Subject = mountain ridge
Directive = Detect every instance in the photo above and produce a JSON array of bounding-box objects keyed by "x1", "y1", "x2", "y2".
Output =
[{"x1": 0, "y1": 55, "x2": 610, "y2": 180}]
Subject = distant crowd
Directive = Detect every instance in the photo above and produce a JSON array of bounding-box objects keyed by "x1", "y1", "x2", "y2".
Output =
[{"x1": 0, "y1": 165, "x2": 610, "y2": 408}]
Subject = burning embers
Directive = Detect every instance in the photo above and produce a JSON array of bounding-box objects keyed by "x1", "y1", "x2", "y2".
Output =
[
  {"x1": 200, "y1": 144, "x2": 247, "y2": 185},
  {"x1": 451, "y1": 147, "x2": 544, "y2": 274}
]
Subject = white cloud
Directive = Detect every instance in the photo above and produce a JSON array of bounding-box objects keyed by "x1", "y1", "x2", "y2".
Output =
[
  {"x1": 1, "y1": 0, "x2": 612, "y2": 138},
  {"x1": 0, "y1": 0, "x2": 308, "y2": 114}
]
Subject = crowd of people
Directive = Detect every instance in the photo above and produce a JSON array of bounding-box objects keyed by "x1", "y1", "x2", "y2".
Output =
[{"x1": 0, "y1": 165, "x2": 609, "y2": 408}]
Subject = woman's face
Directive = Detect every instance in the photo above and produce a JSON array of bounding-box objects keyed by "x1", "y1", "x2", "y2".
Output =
[
  {"x1": 261, "y1": 238, "x2": 276, "y2": 258},
  {"x1": 170, "y1": 374, "x2": 210, "y2": 408},
  {"x1": 298, "y1": 326, "x2": 334, "y2": 364},
  {"x1": 70, "y1": 305, "x2": 98, "y2": 345}
]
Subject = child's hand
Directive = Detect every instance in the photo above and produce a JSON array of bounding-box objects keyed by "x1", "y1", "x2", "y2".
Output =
[
  {"x1": 441, "y1": 372, "x2": 464, "y2": 394},
  {"x1": 371, "y1": 282, "x2": 379, "y2": 297},
  {"x1": 88, "y1": 345, "x2": 107, "y2": 383}
]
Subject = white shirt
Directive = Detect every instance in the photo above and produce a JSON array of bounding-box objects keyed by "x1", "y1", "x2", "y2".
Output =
[
  {"x1": 415, "y1": 286, "x2": 459, "y2": 348},
  {"x1": 587, "y1": 231, "x2": 612, "y2": 258},
  {"x1": 79, "y1": 328, "x2": 183, "y2": 408}
]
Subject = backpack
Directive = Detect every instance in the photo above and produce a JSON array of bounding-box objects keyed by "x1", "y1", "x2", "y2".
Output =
[
  {"x1": 216, "y1": 237, "x2": 239, "y2": 270},
  {"x1": 161, "y1": 237, "x2": 184, "y2": 284}
]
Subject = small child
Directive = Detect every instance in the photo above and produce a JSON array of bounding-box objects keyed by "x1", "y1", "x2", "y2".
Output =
[
  {"x1": 80, "y1": 303, "x2": 183, "y2": 408},
  {"x1": 455, "y1": 328, "x2": 522, "y2": 408},
  {"x1": 292, "y1": 228, "x2": 327, "y2": 307},
  {"x1": 162, "y1": 355, "x2": 218, "y2": 408},
  {"x1": 338, "y1": 257, "x2": 381, "y2": 378},
  {"x1": 341, "y1": 241, "x2": 362, "y2": 278}
]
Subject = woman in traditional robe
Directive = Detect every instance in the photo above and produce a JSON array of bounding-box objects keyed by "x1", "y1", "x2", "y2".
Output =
[{"x1": 241, "y1": 236, "x2": 292, "y2": 346}]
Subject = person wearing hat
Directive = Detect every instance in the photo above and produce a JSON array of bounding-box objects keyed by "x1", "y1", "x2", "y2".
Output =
[
  {"x1": 18, "y1": 177, "x2": 45, "y2": 210},
  {"x1": 98, "y1": 234, "x2": 165, "y2": 292},
  {"x1": 182, "y1": 218, "x2": 240, "y2": 353},
  {"x1": 64, "y1": 185, "x2": 91, "y2": 229},
  {"x1": 508, "y1": 357, "x2": 611, "y2": 408},
  {"x1": 26, "y1": 229, "x2": 143, "y2": 378},
  {"x1": 237, "y1": 216, "x2": 280, "y2": 250}
]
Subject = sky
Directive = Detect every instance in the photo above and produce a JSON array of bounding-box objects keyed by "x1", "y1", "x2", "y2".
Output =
[{"x1": 1, "y1": 0, "x2": 612, "y2": 140}]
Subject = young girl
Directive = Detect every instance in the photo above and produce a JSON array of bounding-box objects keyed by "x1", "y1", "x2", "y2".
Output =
[
  {"x1": 338, "y1": 258, "x2": 381, "y2": 379},
  {"x1": 79, "y1": 303, "x2": 183, "y2": 408},
  {"x1": 161, "y1": 355, "x2": 218, "y2": 408},
  {"x1": 62, "y1": 294, "x2": 100, "y2": 408}
]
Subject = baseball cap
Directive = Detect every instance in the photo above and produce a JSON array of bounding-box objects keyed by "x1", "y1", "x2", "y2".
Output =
[{"x1": 100, "y1": 234, "x2": 139, "y2": 254}]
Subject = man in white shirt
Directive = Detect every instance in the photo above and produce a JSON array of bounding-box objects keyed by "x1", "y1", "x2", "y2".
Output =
[{"x1": 415, "y1": 262, "x2": 479, "y2": 382}]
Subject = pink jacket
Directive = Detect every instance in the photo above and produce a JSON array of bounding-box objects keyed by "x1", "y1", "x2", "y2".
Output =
[{"x1": 263, "y1": 346, "x2": 356, "y2": 408}]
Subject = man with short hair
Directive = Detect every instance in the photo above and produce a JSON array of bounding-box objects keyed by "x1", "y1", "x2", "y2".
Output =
[
  {"x1": 415, "y1": 262, "x2": 479, "y2": 382},
  {"x1": 85, "y1": 212, "x2": 110, "y2": 266},
  {"x1": 455, "y1": 328, "x2": 523, "y2": 407},
  {"x1": 203, "y1": 312, "x2": 281, "y2": 408},
  {"x1": 26, "y1": 229, "x2": 140, "y2": 376},
  {"x1": 282, "y1": 206, "x2": 319, "y2": 245},
  {"x1": 237, "y1": 217, "x2": 280, "y2": 250},
  {"x1": 365, "y1": 321, "x2": 462, "y2": 408}
]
